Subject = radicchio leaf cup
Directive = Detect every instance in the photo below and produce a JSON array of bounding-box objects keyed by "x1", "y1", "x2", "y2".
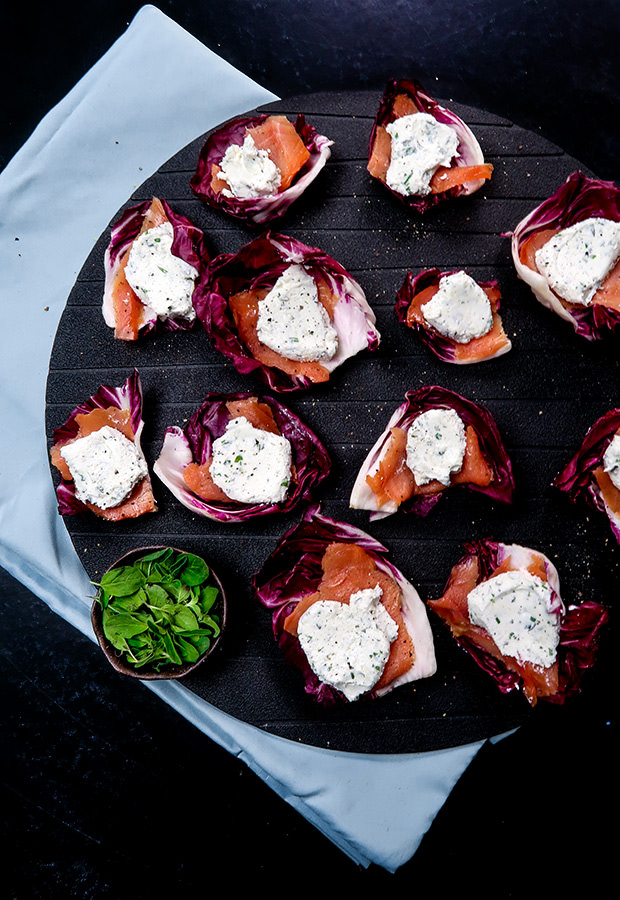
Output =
[
  {"x1": 510, "y1": 171, "x2": 620, "y2": 341},
  {"x1": 367, "y1": 77, "x2": 491, "y2": 213},
  {"x1": 395, "y1": 267, "x2": 511, "y2": 364},
  {"x1": 428, "y1": 539, "x2": 608, "y2": 706},
  {"x1": 190, "y1": 113, "x2": 333, "y2": 225},
  {"x1": 552, "y1": 408, "x2": 620, "y2": 543},
  {"x1": 252, "y1": 504, "x2": 437, "y2": 706},
  {"x1": 192, "y1": 231, "x2": 380, "y2": 392},
  {"x1": 102, "y1": 198, "x2": 210, "y2": 339},
  {"x1": 49, "y1": 369, "x2": 156, "y2": 519},
  {"x1": 349, "y1": 386, "x2": 515, "y2": 520},
  {"x1": 153, "y1": 392, "x2": 331, "y2": 523}
]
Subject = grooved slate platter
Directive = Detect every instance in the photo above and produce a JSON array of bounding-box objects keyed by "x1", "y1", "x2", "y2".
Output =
[{"x1": 45, "y1": 91, "x2": 616, "y2": 753}]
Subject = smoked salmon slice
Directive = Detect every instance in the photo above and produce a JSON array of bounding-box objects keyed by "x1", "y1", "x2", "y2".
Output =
[
  {"x1": 50, "y1": 405, "x2": 156, "y2": 521},
  {"x1": 283, "y1": 542, "x2": 415, "y2": 691},
  {"x1": 366, "y1": 422, "x2": 493, "y2": 509},
  {"x1": 182, "y1": 397, "x2": 285, "y2": 502}
]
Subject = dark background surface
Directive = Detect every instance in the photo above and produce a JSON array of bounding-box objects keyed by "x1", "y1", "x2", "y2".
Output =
[{"x1": 2, "y1": 1, "x2": 618, "y2": 894}]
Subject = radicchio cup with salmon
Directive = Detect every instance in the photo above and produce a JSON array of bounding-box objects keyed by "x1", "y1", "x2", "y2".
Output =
[
  {"x1": 511, "y1": 171, "x2": 620, "y2": 340},
  {"x1": 253, "y1": 505, "x2": 437, "y2": 705},
  {"x1": 153, "y1": 392, "x2": 331, "y2": 523},
  {"x1": 552, "y1": 407, "x2": 620, "y2": 543},
  {"x1": 395, "y1": 268, "x2": 512, "y2": 364},
  {"x1": 367, "y1": 77, "x2": 493, "y2": 212},
  {"x1": 349, "y1": 386, "x2": 514, "y2": 520},
  {"x1": 49, "y1": 369, "x2": 157, "y2": 520},
  {"x1": 192, "y1": 232, "x2": 380, "y2": 392},
  {"x1": 190, "y1": 113, "x2": 333, "y2": 225},
  {"x1": 102, "y1": 197, "x2": 210, "y2": 341},
  {"x1": 428, "y1": 539, "x2": 608, "y2": 706}
]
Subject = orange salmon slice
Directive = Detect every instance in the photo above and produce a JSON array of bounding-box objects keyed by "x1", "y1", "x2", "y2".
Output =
[
  {"x1": 366, "y1": 422, "x2": 493, "y2": 509},
  {"x1": 182, "y1": 397, "x2": 283, "y2": 502},
  {"x1": 229, "y1": 278, "x2": 338, "y2": 383},
  {"x1": 519, "y1": 227, "x2": 620, "y2": 312},
  {"x1": 406, "y1": 280, "x2": 510, "y2": 362},
  {"x1": 50, "y1": 406, "x2": 156, "y2": 520},
  {"x1": 428, "y1": 551, "x2": 559, "y2": 705},
  {"x1": 283, "y1": 542, "x2": 415, "y2": 691},
  {"x1": 111, "y1": 197, "x2": 170, "y2": 341}
]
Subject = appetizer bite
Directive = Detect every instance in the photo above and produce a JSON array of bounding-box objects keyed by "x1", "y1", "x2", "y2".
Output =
[
  {"x1": 103, "y1": 197, "x2": 209, "y2": 341},
  {"x1": 428, "y1": 539, "x2": 608, "y2": 706},
  {"x1": 190, "y1": 113, "x2": 333, "y2": 225},
  {"x1": 511, "y1": 171, "x2": 620, "y2": 340},
  {"x1": 192, "y1": 232, "x2": 380, "y2": 392},
  {"x1": 49, "y1": 370, "x2": 156, "y2": 520},
  {"x1": 153, "y1": 392, "x2": 331, "y2": 522},
  {"x1": 396, "y1": 267, "x2": 511, "y2": 363},
  {"x1": 367, "y1": 77, "x2": 493, "y2": 212},
  {"x1": 350, "y1": 386, "x2": 514, "y2": 520},
  {"x1": 253, "y1": 505, "x2": 437, "y2": 705},
  {"x1": 553, "y1": 407, "x2": 620, "y2": 542}
]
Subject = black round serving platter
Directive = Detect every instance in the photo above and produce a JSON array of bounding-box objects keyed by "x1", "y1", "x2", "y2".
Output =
[{"x1": 45, "y1": 90, "x2": 616, "y2": 754}]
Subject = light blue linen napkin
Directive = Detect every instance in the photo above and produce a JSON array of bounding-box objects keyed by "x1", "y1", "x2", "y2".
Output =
[{"x1": 0, "y1": 4, "x2": 492, "y2": 871}]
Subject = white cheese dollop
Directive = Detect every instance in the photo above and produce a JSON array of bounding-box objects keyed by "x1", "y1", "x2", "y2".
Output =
[
  {"x1": 385, "y1": 113, "x2": 459, "y2": 197},
  {"x1": 535, "y1": 216, "x2": 620, "y2": 306},
  {"x1": 405, "y1": 408, "x2": 466, "y2": 486},
  {"x1": 209, "y1": 416, "x2": 292, "y2": 504},
  {"x1": 125, "y1": 222, "x2": 199, "y2": 321},
  {"x1": 421, "y1": 270, "x2": 493, "y2": 343},
  {"x1": 467, "y1": 569, "x2": 561, "y2": 668},
  {"x1": 297, "y1": 584, "x2": 399, "y2": 701},
  {"x1": 603, "y1": 432, "x2": 620, "y2": 490},
  {"x1": 218, "y1": 133, "x2": 281, "y2": 199},
  {"x1": 256, "y1": 264, "x2": 339, "y2": 361},
  {"x1": 60, "y1": 425, "x2": 148, "y2": 510}
]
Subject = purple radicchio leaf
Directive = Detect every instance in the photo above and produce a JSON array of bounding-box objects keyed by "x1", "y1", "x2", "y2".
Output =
[
  {"x1": 252, "y1": 504, "x2": 436, "y2": 705},
  {"x1": 349, "y1": 386, "x2": 514, "y2": 520},
  {"x1": 190, "y1": 113, "x2": 333, "y2": 225},
  {"x1": 102, "y1": 198, "x2": 210, "y2": 339},
  {"x1": 510, "y1": 171, "x2": 620, "y2": 341},
  {"x1": 50, "y1": 369, "x2": 154, "y2": 517},
  {"x1": 192, "y1": 231, "x2": 380, "y2": 392},
  {"x1": 367, "y1": 77, "x2": 490, "y2": 213},
  {"x1": 431, "y1": 539, "x2": 607, "y2": 704},
  {"x1": 552, "y1": 407, "x2": 620, "y2": 543},
  {"x1": 395, "y1": 267, "x2": 511, "y2": 364},
  {"x1": 152, "y1": 393, "x2": 331, "y2": 523}
]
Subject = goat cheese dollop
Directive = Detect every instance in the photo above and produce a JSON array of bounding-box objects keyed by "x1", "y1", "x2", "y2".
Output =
[
  {"x1": 385, "y1": 113, "x2": 459, "y2": 197},
  {"x1": 125, "y1": 222, "x2": 199, "y2": 321},
  {"x1": 218, "y1": 133, "x2": 281, "y2": 199},
  {"x1": 209, "y1": 416, "x2": 292, "y2": 504},
  {"x1": 421, "y1": 271, "x2": 493, "y2": 343},
  {"x1": 603, "y1": 432, "x2": 620, "y2": 490},
  {"x1": 256, "y1": 264, "x2": 339, "y2": 361},
  {"x1": 467, "y1": 569, "x2": 561, "y2": 668},
  {"x1": 405, "y1": 408, "x2": 466, "y2": 486},
  {"x1": 535, "y1": 216, "x2": 620, "y2": 306},
  {"x1": 297, "y1": 584, "x2": 399, "y2": 701},
  {"x1": 60, "y1": 425, "x2": 148, "y2": 509}
]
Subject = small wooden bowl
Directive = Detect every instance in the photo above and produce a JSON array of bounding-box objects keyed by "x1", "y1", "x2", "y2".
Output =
[{"x1": 91, "y1": 545, "x2": 227, "y2": 680}]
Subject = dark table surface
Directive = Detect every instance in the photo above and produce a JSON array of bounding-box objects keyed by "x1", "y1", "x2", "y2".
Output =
[{"x1": 2, "y1": 2, "x2": 618, "y2": 894}]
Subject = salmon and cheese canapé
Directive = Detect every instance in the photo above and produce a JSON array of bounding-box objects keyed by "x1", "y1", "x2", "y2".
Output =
[
  {"x1": 153, "y1": 393, "x2": 331, "y2": 522},
  {"x1": 350, "y1": 387, "x2": 514, "y2": 519},
  {"x1": 103, "y1": 197, "x2": 207, "y2": 342},
  {"x1": 191, "y1": 113, "x2": 333, "y2": 225},
  {"x1": 367, "y1": 78, "x2": 492, "y2": 210},
  {"x1": 253, "y1": 507, "x2": 436, "y2": 704},
  {"x1": 511, "y1": 172, "x2": 620, "y2": 340},
  {"x1": 50, "y1": 372, "x2": 156, "y2": 520},
  {"x1": 396, "y1": 268, "x2": 511, "y2": 364}
]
